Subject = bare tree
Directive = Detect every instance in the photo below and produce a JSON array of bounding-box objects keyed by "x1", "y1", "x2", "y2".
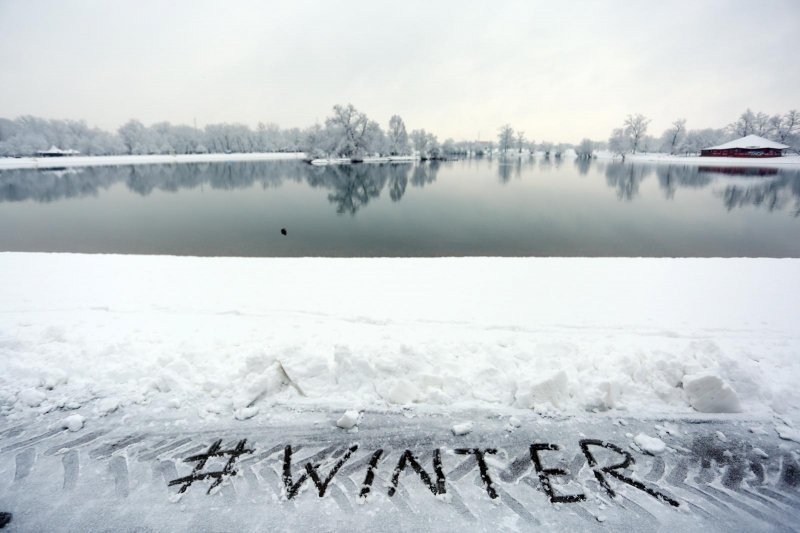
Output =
[{"x1": 623, "y1": 114, "x2": 651, "y2": 154}]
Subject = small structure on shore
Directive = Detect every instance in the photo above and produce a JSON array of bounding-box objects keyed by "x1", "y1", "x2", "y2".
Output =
[
  {"x1": 36, "y1": 146, "x2": 80, "y2": 157},
  {"x1": 701, "y1": 135, "x2": 787, "y2": 158}
]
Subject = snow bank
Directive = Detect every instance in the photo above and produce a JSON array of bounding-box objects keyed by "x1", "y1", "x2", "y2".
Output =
[
  {"x1": 0, "y1": 152, "x2": 306, "y2": 170},
  {"x1": 0, "y1": 253, "x2": 798, "y2": 425}
]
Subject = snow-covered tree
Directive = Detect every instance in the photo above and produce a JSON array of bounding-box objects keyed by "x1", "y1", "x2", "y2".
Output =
[
  {"x1": 661, "y1": 118, "x2": 686, "y2": 154},
  {"x1": 623, "y1": 113, "x2": 651, "y2": 154},
  {"x1": 729, "y1": 109, "x2": 756, "y2": 137},
  {"x1": 576, "y1": 138, "x2": 594, "y2": 158},
  {"x1": 387, "y1": 115, "x2": 410, "y2": 155},
  {"x1": 515, "y1": 130, "x2": 526, "y2": 153},
  {"x1": 325, "y1": 104, "x2": 375, "y2": 158},
  {"x1": 118, "y1": 119, "x2": 148, "y2": 154},
  {"x1": 770, "y1": 110, "x2": 799, "y2": 145},
  {"x1": 608, "y1": 128, "x2": 630, "y2": 157},
  {"x1": 410, "y1": 129, "x2": 439, "y2": 159},
  {"x1": 497, "y1": 124, "x2": 514, "y2": 154}
]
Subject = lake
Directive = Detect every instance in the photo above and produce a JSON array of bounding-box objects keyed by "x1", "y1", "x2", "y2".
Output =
[{"x1": 0, "y1": 158, "x2": 798, "y2": 257}]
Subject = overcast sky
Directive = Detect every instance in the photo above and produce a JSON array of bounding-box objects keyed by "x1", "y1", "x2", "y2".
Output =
[{"x1": 1, "y1": 0, "x2": 797, "y2": 142}]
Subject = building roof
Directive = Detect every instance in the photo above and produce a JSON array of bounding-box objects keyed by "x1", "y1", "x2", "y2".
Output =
[
  {"x1": 704, "y1": 134, "x2": 789, "y2": 151},
  {"x1": 36, "y1": 146, "x2": 80, "y2": 155}
]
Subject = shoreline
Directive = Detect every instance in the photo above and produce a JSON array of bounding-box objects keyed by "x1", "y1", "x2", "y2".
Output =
[
  {"x1": 597, "y1": 152, "x2": 800, "y2": 168},
  {"x1": 0, "y1": 151, "x2": 307, "y2": 171}
]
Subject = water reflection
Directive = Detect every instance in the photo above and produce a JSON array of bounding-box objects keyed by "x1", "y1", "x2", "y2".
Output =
[
  {"x1": 1, "y1": 159, "x2": 799, "y2": 219},
  {"x1": 0, "y1": 161, "x2": 438, "y2": 215},
  {"x1": 656, "y1": 165, "x2": 713, "y2": 199},
  {"x1": 718, "y1": 174, "x2": 800, "y2": 216},
  {"x1": 604, "y1": 163, "x2": 651, "y2": 201}
]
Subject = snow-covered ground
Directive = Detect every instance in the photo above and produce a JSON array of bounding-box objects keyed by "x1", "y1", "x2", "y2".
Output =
[
  {"x1": 595, "y1": 151, "x2": 800, "y2": 168},
  {"x1": 2, "y1": 253, "x2": 799, "y2": 531},
  {"x1": 1, "y1": 253, "x2": 798, "y2": 429},
  {"x1": 0, "y1": 152, "x2": 306, "y2": 170}
]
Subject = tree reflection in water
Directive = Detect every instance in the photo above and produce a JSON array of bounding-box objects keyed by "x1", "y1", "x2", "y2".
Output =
[{"x1": 1, "y1": 159, "x2": 798, "y2": 216}]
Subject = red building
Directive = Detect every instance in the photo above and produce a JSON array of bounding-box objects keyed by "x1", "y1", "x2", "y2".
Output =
[{"x1": 701, "y1": 135, "x2": 788, "y2": 158}]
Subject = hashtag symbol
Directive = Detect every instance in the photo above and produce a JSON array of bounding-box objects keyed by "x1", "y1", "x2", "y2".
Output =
[{"x1": 168, "y1": 438, "x2": 254, "y2": 494}]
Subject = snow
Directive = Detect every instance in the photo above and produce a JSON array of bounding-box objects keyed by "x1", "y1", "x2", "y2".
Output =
[
  {"x1": 17, "y1": 388, "x2": 46, "y2": 407},
  {"x1": 336, "y1": 410, "x2": 360, "y2": 429},
  {"x1": 704, "y1": 134, "x2": 789, "y2": 151},
  {"x1": 451, "y1": 421, "x2": 474, "y2": 436},
  {"x1": 0, "y1": 152, "x2": 306, "y2": 170},
  {"x1": 60, "y1": 413, "x2": 85, "y2": 432},
  {"x1": 1, "y1": 253, "x2": 799, "y2": 427},
  {"x1": 611, "y1": 152, "x2": 800, "y2": 168},
  {"x1": 634, "y1": 433, "x2": 667, "y2": 455},
  {"x1": 682, "y1": 373, "x2": 743, "y2": 413},
  {"x1": 776, "y1": 425, "x2": 800, "y2": 444},
  {"x1": 514, "y1": 370, "x2": 569, "y2": 410}
]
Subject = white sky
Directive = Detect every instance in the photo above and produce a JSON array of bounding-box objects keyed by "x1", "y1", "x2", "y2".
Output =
[{"x1": 0, "y1": 0, "x2": 797, "y2": 142}]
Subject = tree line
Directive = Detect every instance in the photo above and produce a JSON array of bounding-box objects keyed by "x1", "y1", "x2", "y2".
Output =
[
  {"x1": 0, "y1": 105, "x2": 468, "y2": 160},
  {"x1": 1, "y1": 105, "x2": 798, "y2": 159},
  {"x1": 606, "y1": 109, "x2": 800, "y2": 157}
]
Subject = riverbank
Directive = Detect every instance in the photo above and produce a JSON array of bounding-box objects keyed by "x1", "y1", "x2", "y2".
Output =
[
  {"x1": 596, "y1": 151, "x2": 800, "y2": 168},
  {"x1": 0, "y1": 152, "x2": 307, "y2": 171}
]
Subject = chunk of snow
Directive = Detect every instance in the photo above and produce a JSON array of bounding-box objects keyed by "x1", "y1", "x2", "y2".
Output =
[
  {"x1": 379, "y1": 380, "x2": 421, "y2": 405},
  {"x1": 752, "y1": 447, "x2": 769, "y2": 459},
  {"x1": 508, "y1": 416, "x2": 522, "y2": 428},
  {"x1": 40, "y1": 370, "x2": 68, "y2": 390},
  {"x1": 18, "y1": 388, "x2": 46, "y2": 407},
  {"x1": 776, "y1": 425, "x2": 800, "y2": 444},
  {"x1": 451, "y1": 421, "x2": 474, "y2": 436},
  {"x1": 634, "y1": 433, "x2": 667, "y2": 455},
  {"x1": 234, "y1": 406, "x2": 259, "y2": 420},
  {"x1": 715, "y1": 431, "x2": 727, "y2": 442},
  {"x1": 336, "y1": 410, "x2": 360, "y2": 429},
  {"x1": 682, "y1": 373, "x2": 742, "y2": 413},
  {"x1": 514, "y1": 371, "x2": 569, "y2": 409},
  {"x1": 61, "y1": 414, "x2": 85, "y2": 432},
  {"x1": 95, "y1": 398, "x2": 120, "y2": 416}
]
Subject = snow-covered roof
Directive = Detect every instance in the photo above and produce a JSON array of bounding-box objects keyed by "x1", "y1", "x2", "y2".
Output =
[
  {"x1": 36, "y1": 146, "x2": 80, "y2": 155},
  {"x1": 38, "y1": 145, "x2": 63, "y2": 153},
  {"x1": 705, "y1": 134, "x2": 788, "y2": 151}
]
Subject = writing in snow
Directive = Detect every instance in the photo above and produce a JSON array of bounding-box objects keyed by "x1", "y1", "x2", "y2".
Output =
[{"x1": 168, "y1": 437, "x2": 679, "y2": 507}]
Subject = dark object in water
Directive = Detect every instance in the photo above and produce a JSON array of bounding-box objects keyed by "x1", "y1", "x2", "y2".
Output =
[
  {"x1": 280, "y1": 228, "x2": 287, "y2": 236},
  {"x1": 0, "y1": 512, "x2": 12, "y2": 529}
]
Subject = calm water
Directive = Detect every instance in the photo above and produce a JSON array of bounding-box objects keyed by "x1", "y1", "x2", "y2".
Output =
[{"x1": 1, "y1": 158, "x2": 798, "y2": 257}]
